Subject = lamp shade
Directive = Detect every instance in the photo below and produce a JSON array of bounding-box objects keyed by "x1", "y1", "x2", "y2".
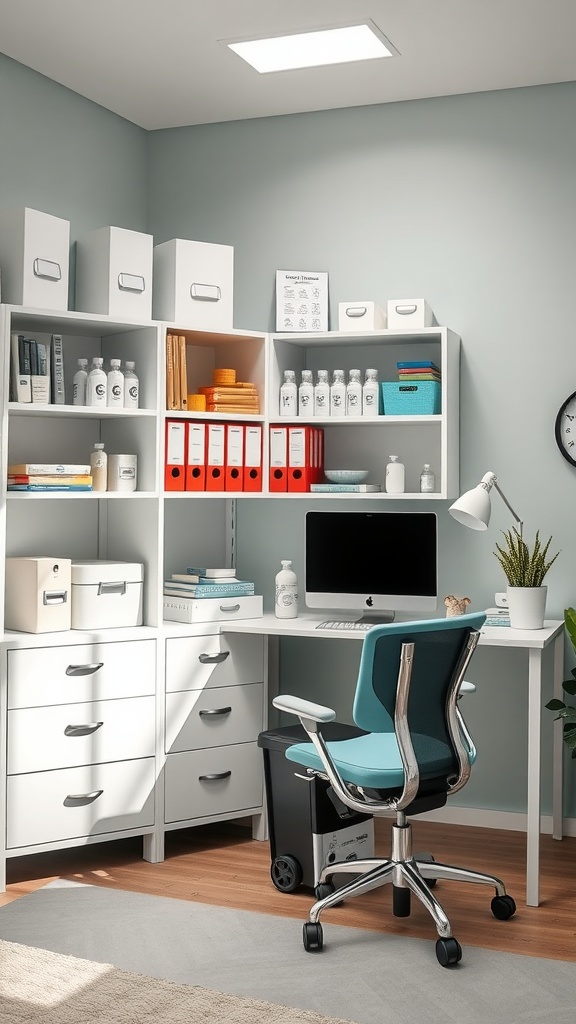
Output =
[{"x1": 448, "y1": 483, "x2": 492, "y2": 531}]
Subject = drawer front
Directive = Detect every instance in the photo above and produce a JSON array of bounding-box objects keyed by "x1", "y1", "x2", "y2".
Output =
[
  {"x1": 6, "y1": 757, "x2": 155, "y2": 849},
  {"x1": 7, "y1": 639, "x2": 156, "y2": 708},
  {"x1": 165, "y1": 633, "x2": 264, "y2": 693},
  {"x1": 7, "y1": 696, "x2": 156, "y2": 774},
  {"x1": 164, "y1": 743, "x2": 263, "y2": 823},
  {"x1": 165, "y1": 683, "x2": 263, "y2": 754}
]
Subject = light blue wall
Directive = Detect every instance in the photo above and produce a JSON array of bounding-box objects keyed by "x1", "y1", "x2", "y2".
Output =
[{"x1": 148, "y1": 84, "x2": 576, "y2": 819}]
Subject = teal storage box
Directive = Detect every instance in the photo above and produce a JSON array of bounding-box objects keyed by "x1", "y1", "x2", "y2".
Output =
[{"x1": 381, "y1": 381, "x2": 441, "y2": 415}]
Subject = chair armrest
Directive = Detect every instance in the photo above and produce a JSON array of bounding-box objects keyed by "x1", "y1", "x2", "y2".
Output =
[
  {"x1": 459, "y1": 681, "x2": 476, "y2": 696},
  {"x1": 272, "y1": 694, "x2": 336, "y2": 724}
]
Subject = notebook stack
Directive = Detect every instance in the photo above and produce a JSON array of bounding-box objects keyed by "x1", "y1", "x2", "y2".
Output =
[
  {"x1": 194, "y1": 368, "x2": 260, "y2": 415},
  {"x1": 163, "y1": 566, "x2": 256, "y2": 600},
  {"x1": 484, "y1": 606, "x2": 511, "y2": 627},
  {"x1": 7, "y1": 463, "x2": 93, "y2": 492},
  {"x1": 396, "y1": 360, "x2": 441, "y2": 382}
]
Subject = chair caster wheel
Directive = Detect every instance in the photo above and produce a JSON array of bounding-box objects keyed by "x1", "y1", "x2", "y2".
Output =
[
  {"x1": 303, "y1": 921, "x2": 323, "y2": 952},
  {"x1": 435, "y1": 937, "x2": 462, "y2": 967},
  {"x1": 271, "y1": 855, "x2": 302, "y2": 893},
  {"x1": 314, "y1": 882, "x2": 335, "y2": 901},
  {"x1": 491, "y1": 894, "x2": 516, "y2": 920}
]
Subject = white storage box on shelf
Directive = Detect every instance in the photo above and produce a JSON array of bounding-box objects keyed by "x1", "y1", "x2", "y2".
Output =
[
  {"x1": 153, "y1": 237, "x2": 234, "y2": 329},
  {"x1": 338, "y1": 302, "x2": 386, "y2": 331},
  {"x1": 163, "y1": 594, "x2": 263, "y2": 624},
  {"x1": 71, "y1": 560, "x2": 144, "y2": 629},
  {"x1": 387, "y1": 298, "x2": 436, "y2": 328},
  {"x1": 0, "y1": 207, "x2": 70, "y2": 310},
  {"x1": 75, "y1": 226, "x2": 153, "y2": 319},
  {"x1": 4, "y1": 556, "x2": 72, "y2": 633}
]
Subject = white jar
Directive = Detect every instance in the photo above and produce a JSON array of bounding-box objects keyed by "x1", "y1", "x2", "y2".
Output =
[
  {"x1": 385, "y1": 455, "x2": 405, "y2": 494},
  {"x1": 73, "y1": 358, "x2": 88, "y2": 406},
  {"x1": 90, "y1": 442, "x2": 107, "y2": 492},
  {"x1": 346, "y1": 369, "x2": 362, "y2": 417},
  {"x1": 107, "y1": 453, "x2": 138, "y2": 492},
  {"x1": 275, "y1": 559, "x2": 298, "y2": 618}
]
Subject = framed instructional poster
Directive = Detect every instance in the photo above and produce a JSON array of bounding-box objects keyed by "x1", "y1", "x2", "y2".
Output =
[{"x1": 275, "y1": 270, "x2": 328, "y2": 332}]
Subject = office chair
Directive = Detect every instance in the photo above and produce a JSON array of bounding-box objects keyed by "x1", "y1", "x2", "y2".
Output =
[{"x1": 272, "y1": 613, "x2": 516, "y2": 967}]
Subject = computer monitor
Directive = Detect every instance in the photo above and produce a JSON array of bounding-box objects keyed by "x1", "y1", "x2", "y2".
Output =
[{"x1": 305, "y1": 510, "x2": 438, "y2": 623}]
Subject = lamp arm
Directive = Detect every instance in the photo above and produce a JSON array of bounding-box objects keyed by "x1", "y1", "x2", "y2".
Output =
[{"x1": 492, "y1": 480, "x2": 523, "y2": 534}]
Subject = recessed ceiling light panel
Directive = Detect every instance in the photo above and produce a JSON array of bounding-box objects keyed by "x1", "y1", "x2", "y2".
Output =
[{"x1": 227, "y1": 23, "x2": 397, "y2": 74}]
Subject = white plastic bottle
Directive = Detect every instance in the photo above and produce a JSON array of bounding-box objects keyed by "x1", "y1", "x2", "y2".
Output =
[
  {"x1": 298, "y1": 369, "x2": 314, "y2": 418},
  {"x1": 420, "y1": 463, "x2": 436, "y2": 493},
  {"x1": 362, "y1": 368, "x2": 380, "y2": 417},
  {"x1": 90, "y1": 442, "x2": 108, "y2": 492},
  {"x1": 346, "y1": 368, "x2": 362, "y2": 417},
  {"x1": 106, "y1": 358, "x2": 124, "y2": 407},
  {"x1": 280, "y1": 370, "x2": 297, "y2": 417},
  {"x1": 385, "y1": 455, "x2": 405, "y2": 494},
  {"x1": 86, "y1": 357, "x2": 107, "y2": 407},
  {"x1": 314, "y1": 369, "x2": 330, "y2": 416},
  {"x1": 275, "y1": 559, "x2": 298, "y2": 619},
  {"x1": 330, "y1": 369, "x2": 346, "y2": 418},
  {"x1": 123, "y1": 360, "x2": 139, "y2": 408},
  {"x1": 72, "y1": 358, "x2": 88, "y2": 406}
]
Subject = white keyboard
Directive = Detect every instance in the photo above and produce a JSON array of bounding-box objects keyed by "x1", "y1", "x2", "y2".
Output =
[{"x1": 316, "y1": 620, "x2": 373, "y2": 632}]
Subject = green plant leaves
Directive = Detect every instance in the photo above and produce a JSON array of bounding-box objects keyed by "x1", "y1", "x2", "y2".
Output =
[
  {"x1": 493, "y1": 527, "x2": 559, "y2": 587},
  {"x1": 545, "y1": 607, "x2": 576, "y2": 757}
]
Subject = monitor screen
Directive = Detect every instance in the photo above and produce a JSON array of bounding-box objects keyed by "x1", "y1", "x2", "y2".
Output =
[{"x1": 305, "y1": 510, "x2": 438, "y2": 622}]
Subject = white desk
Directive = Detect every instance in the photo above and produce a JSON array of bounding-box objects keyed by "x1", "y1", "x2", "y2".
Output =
[{"x1": 224, "y1": 613, "x2": 565, "y2": 907}]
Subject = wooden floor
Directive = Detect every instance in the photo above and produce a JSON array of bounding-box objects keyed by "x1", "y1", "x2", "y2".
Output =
[{"x1": 1, "y1": 819, "x2": 574, "y2": 962}]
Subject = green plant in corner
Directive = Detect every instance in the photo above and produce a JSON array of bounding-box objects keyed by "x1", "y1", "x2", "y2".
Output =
[
  {"x1": 546, "y1": 607, "x2": 576, "y2": 758},
  {"x1": 493, "y1": 527, "x2": 559, "y2": 587}
]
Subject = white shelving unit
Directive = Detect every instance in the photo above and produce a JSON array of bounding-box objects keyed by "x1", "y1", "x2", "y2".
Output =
[{"x1": 0, "y1": 306, "x2": 460, "y2": 888}]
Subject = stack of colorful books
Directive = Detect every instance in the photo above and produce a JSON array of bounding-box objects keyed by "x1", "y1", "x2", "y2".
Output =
[
  {"x1": 189, "y1": 368, "x2": 260, "y2": 415},
  {"x1": 163, "y1": 566, "x2": 255, "y2": 600},
  {"x1": 7, "y1": 463, "x2": 93, "y2": 492},
  {"x1": 396, "y1": 360, "x2": 441, "y2": 382},
  {"x1": 484, "y1": 606, "x2": 511, "y2": 627}
]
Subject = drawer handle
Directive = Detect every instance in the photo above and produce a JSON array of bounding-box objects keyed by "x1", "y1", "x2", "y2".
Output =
[
  {"x1": 198, "y1": 652, "x2": 229, "y2": 665},
  {"x1": 64, "y1": 722, "x2": 104, "y2": 736},
  {"x1": 97, "y1": 581, "x2": 126, "y2": 596},
  {"x1": 199, "y1": 707, "x2": 232, "y2": 717},
  {"x1": 198, "y1": 771, "x2": 232, "y2": 782},
  {"x1": 65, "y1": 663, "x2": 104, "y2": 676},
  {"x1": 64, "y1": 790, "x2": 103, "y2": 805},
  {"x1": 219, "y1": 604, "x2": 240, "y2": 613}
]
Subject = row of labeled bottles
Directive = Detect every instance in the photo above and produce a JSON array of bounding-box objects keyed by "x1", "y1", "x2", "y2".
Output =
[
  {"x1": 280, "y1": 368, "x2": 380, "y2": 418},
  {"x1": 385, "y1": 457, "x2": 436, "y2": 494},
  {"x1": 73, "y1": 358, "x2": 139, "y2": 408}
]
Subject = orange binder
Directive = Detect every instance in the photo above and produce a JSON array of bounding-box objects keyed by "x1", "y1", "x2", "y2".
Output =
[
  {"x1": 185, "y1": 421, "x2": 206, "y2": 491},
  {"x1": 164, "y1": 419, "x2": 186, "y2": 491},
  {"x1": 243, "y1": 424, "x2": 262, "y2": 491},
  {"x1": 206, "y1": 423, "x2": 226, "y2": 491},
  {"x1": 269, "y1": 425, "x2": 288, "y2": 492},
  {"x1": 288, "y1": 425, "x2": 313, "y2": 492},
  {"x1": 225, "y1": 423, "x2": 244, "y2": 491}
]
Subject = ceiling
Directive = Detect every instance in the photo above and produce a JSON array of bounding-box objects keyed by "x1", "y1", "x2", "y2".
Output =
[{"x1": 2, "y1": 1, "x2": 576, "y2": 131}]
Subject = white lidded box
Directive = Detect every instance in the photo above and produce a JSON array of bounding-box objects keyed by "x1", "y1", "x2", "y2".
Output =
[
  {"x1": 387, "y1": 298, "x2": 436, "y2": 329},
  {"x1": 0, "y1": 207, "x2": 70, "y2": 310},
  {"x1": 163, "y1": 595, "x2": 263, "y2": 624},
  {"x1": 5, "y1": 556, "x2": 72, "y2": 633},
  {"x1": 71, "y1": 560, "x2": 144, "y2": 629},
  {"x1": 75, "y1": 226, "x2": 153, "y2": 319},
  {"x1": 153, "y1": 238, "x2": 234, "y2": 329},
  {"x1": 338, "y1": 302, "x2": 386, "y2": 331}
]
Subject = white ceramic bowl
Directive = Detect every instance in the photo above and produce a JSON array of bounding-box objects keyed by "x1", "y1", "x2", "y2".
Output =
[{"x1": 324, "y1": 469, "x2": 369, "y2": 484}]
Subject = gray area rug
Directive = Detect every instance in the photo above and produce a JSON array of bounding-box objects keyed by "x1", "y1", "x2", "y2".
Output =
[{"x1": 0, "y1": 881, "x2": 573, "y2": 1024}]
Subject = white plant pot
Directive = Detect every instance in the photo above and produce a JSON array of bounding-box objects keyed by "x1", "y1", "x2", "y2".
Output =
[{"x1": 506, "y1": 586, "x2": 547, "y2": 630}]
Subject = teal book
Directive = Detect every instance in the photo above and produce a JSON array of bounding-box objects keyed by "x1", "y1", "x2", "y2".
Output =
[
  {"x1": 310, "y1": 483, "x2": 381, "y2": 493},
  {"x1": 7, "y1": 484, "x2": 93, "y2": 491},
  {"x1": 163, "y1": 581, "x2": 255, "y2": 599}
]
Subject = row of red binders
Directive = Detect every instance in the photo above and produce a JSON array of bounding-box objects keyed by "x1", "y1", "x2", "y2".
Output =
[
  {"x1": 165, "y1": 420, "x2": 263, "y2": 492},
  {"x1": 164, "y1": 421, "x2": 325, "y2": 493}
]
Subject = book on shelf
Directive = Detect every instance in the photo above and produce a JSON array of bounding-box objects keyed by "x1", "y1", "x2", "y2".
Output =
[
  {"x1": 8, "y1": 474, "x2": 92, "y2": 486},
  {"x1": 484, "y1": 607, "x2": 511, "y2": 626},
  {"x1": 50, "y1": 334, "x2": 65, "y2": 404},
  {"x1": 186, "y1": 567, "x2": 236, "y2": 578},
  {"x1": 10, "y1": 333, "x2": 32, "y2": 403},
  {"x1": 7, "y1": 484, "x2": 93, "y2": 492},
  {"x1": 30, "y1": 340, "x2": 51, "y2": 404},
  {"x1": 310, "y1": 483, "x2": 382, "y2": 493},
  {"x1": 8, "y1": 463, "x2": 91, "y2": 475},
  {"x1": 163, "y1": 581, "x2": 255, "y2": 598},
  {"x1": 178, "y1": 335, "x2": 187, "y2": 410},
  {"x1": 397, "y1": 372, "x2": 441, "y2": 381},
  {"x1": 170, "y1": 573, "x2": 240, "y2": 584},
  {"x1": 397, "y1": 361, "x2": 440, "y2": 371},
  {"x1": 166, "y1": 333, "x2": 175, "y2": 410}
]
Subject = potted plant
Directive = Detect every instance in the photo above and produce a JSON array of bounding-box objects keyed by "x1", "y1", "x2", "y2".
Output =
[
  {"x1": 493, "y1": 527, "x2": 559, "y2": 629},
  {"x1": 546, "y1": 607, "x2": 576, "y2": 757}
]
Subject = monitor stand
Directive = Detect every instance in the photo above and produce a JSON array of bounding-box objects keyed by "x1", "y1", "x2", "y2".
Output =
[{"x1": 357, "y1": 610, "x2": 396, "y2": 625}]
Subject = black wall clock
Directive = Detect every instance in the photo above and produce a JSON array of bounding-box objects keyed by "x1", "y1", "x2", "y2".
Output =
[{"x1": 555, "y1": 391, "x2": 576, "y2": 466}]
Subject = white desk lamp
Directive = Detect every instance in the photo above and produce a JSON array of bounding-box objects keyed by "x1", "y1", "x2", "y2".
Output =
[{"x1": 448, "y1": 472, "x2": 523, "y2": 535}]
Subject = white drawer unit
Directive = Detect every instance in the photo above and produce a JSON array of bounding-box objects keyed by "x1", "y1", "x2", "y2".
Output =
[
  {"x1": 7, "y1": 695, "x2": 156, "y2": 774},
  {"x1": 165, "y1": 633, "x2": 264, "y2": 693},
  {"x1": 7, "y1": 640, "x2": 156, "y2": 708},
  {"x1": 6, "y1": 757, "x2": 156, "y2": 849},
  {"x1": 164, "y1": 743, "x2": 263, "y2": 824},
  {"x1": 165, "y1": 683, "x2": 263, "y2": 754}
]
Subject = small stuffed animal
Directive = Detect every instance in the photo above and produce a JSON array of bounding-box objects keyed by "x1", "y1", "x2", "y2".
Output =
[{"x1": 444, "y1": 595, "x2": 471, "y2": 617}]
